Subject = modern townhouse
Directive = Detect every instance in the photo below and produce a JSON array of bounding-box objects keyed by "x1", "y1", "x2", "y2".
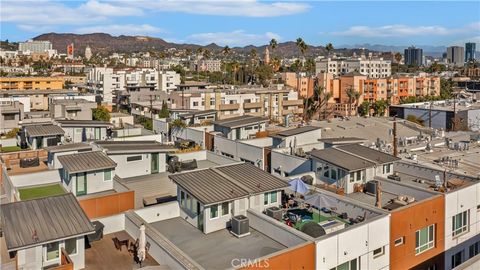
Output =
[
  {"x1": 93, "y1": 140, "x2": 176, "y2": 178},
  {"x1": 213, "y1": 115, "x2": 269, "y2": 140},
  {"x1": 56, "y1": 120, "x2": 113, "y2": 143},
  {"x1": 0, "y1": 194, "x2": 94, "y2": 270},
  {"x1": 0, "y1": 89, "x2": 78, "y2": 111},
  {"x1": 58, "y1": 151, "x2": 117, "y2": 197},
  {"x1": 22, "y1": 123, "x2": 65, "y2": 149},
  {"x1": 49, "y1": 98, "x2": 97, "y2": 120},
  {"x1": 0, "y1": 100, "x2": 24, "y2": 134}
]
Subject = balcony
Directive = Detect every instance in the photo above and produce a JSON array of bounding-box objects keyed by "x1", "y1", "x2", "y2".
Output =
[
  {"x1": 218, "y1": 103, "x2": 240, "y2": 111},
  {"x1": 282, "y1": 108, "x2": 303, "y2": 116},
  {"x1": 245, "y1": 111, "x2": 263, "y2": 117},
  {"x1": 243, "y1": 102, "x2": 262, "y2": 109},
  {"x1": 282, "y1": 99, "x2": 303, "y2": 106}
]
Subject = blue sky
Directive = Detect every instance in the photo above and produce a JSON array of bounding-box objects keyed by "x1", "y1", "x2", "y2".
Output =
[{"x1": 1, "y1": 1, "x2": 479, "y2": 47}]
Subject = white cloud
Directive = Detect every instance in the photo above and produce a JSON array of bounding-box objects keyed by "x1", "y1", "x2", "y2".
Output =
[
  {"x1": 141, "y1": 0, "x2": 310, "y2": 17},
  {"x1": 333, "y1": 25, "x2": 452, "y2": 37},
  {"x1": 76, "y1": 24, "x2": 164, "y2": 36},
  {"x1": 186, "y1": 30, "x2": 280, "y2": 46},
  {"x1": 79, "y1": 0, "x2": 143, "y2": 16}
]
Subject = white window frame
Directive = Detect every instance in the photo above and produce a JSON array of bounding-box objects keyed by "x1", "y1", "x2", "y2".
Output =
[
  {"x1": 126, "y1": 155, "x2": 143, "y2": 162},
  {"x1": 44, "y1": 241, "x2": 60, "y2": 262},
  {"x1": 452, "y1": 210, "x2": 470, "y2": 237},
  {"x1": 394, "y1": 237, "x2": 404, "y2": 246},
  {"x1": 64, "y1": 238, "x2": 78, "y2": 255},
  {"x1": 103, "y1": 169, "x2": 112, "y2": 181},
  {"x1": 373, "y1": 246, "x2": 385, "y2": 258},
  {"x1": 415, "y1": 224, "x2": 435, "y2": 255},
  {"x1": 210, "y1": 204, "x2": 219, "y2": 220},
  {"x1": 221, "y1": 202, "x2": 229, "y2": 216}
]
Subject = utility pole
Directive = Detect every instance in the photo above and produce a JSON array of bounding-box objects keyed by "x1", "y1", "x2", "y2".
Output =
[{"x1": 393, "y1": 116, "x2": 398, "y2": 157}]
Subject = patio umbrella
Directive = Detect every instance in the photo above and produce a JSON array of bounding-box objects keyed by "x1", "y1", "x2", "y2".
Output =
[
  {"x1": 138, "y1": 224, "x2": 146, "y2": 264},
  {"x1": 289, "y1": 178, "x2": 309, "y2": 195}
]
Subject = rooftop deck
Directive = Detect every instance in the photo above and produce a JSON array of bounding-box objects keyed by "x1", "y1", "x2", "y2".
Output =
[
  {"x1": 84, "y1": 232, "x2": 160, "y2": 270},
  {"x1": 150, "y1": 217, "x2": 286, "y2": 270},
  {"x1": 18, "y1": 183, "x2": 65, "y2": 200}
]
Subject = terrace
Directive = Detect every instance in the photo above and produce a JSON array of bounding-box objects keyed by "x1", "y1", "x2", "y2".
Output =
[
  {"x1": 84, "y1": 232, "x2": 159, "y2": 270},
  {"x1": 18, "y1": 183, "x2": 65, "y2": 200},
  {"x1": 150, "y1": 217, "x2": 286, "y2": 270}
]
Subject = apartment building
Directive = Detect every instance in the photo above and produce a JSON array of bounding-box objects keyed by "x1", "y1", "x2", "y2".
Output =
[
  {"x1": 190, "y1": 59, "x2": 222, "y2": 72},
  {"x1": 317, "y1": 72, "x2": 440, "y2": 116},
  {"x1": 315, "y1": 57, "x2": 392, "y2": 78},
  {"x1": 0, "y1": 101, "x2": 24, "y2": 133},
  {"x1": 49, "y1": 99, "x2": 97, "y2": 120},
  {"x1": 87, "y1": 68, "x2": 180, "y2": 105},
  {"x1": 18, "y1": 40, "x2": 52, "y2": 53},
  {"x1": 169, "y1": 87, "x2": 303, "y2": 122},
  {"x1": 447, "y1": 46, "x2": 465, "y2": 67},
  {"x1": 281, "y1": 72, "x2": 315, "y2": 98},
  {"x1": 0, "y1": 77, "x2": 64, "y2": 90}
]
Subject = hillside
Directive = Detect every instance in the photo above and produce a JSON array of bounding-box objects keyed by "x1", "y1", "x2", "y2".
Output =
[{"x1": 33, "y1": 33, "x2": 370, "y2": 58}]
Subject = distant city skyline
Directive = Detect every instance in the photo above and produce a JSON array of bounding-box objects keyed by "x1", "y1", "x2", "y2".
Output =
[{"x1": 1, "y1": 1, "x2": 479, "y2": 47}]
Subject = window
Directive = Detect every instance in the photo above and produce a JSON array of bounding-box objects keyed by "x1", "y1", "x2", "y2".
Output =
[
  {"x1": 65, "y1": 238, "x2": 77, "y2": 255},
  {"x1": 180, "y1": 191, "x2": 185, "y2": 207},
  {"x1": 127, "y1": 155, "x2": 142, "y2": 162},
  {"x1": 3, "y1": 114, "x2": 15, "y2": 120},
  {"x1": 104, "y1": 169, "x2": 112, "y2": 181},
  {"x1": 451, "y1": 251, "x2": 463, "y2": 268},
  {"x1": 331, "y1": 168, "x2": 337, "y2": 180},
  {"x1": 469, "y1": 241, "x2": 480, "y2": 258},
  {"x1": 383, "y1": 164, "x2": 391, "y2": 174},
  {"x1": 416, "y1": 224, "x2": 435, "y2": 255},
  {"x1": 193, "y1": 101, "x2": 199, "y2": 106},
  {"x1": 453, "y1": 210, "x2": 469, "y2": 237},
  {"x1": 373, "y1": 247, "x2": 385, "y2": 258},
  {"x1": 394, "y1": 237, "x2": 404, "y2": 246},
  {"x1": 264, "y1": 193, "x2": 269, "y2": 205},
  {"x1": 331, "y1": 258, "x2": 358, "y2": 270},
  {"x1": 349, "y1": 172, "x2": 355, "y2": 183},
  {"x1": 45, "y1": 242, "x2": 60, "y2": 261},
  {"x1": 222, "y1": 202, "x2": 229, "y2": 216},
  {"x1": 210, "y1": 204, "x2": 219, "y2": 219},
  {"x1": 186, "y1": 193, "x2": 191, "y2": 211},
  {"x1": 270, "y1": 191, "x2": 277, "y2": 204}
]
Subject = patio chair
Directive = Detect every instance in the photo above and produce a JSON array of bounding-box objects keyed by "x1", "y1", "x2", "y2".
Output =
[{"x1": 112, "y1": 237, "x2": 121, "y2": 251}]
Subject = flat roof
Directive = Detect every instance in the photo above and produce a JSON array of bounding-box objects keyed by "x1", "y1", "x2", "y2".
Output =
[
  {"x1": 45, "y1": 142, "x2": 92, "y2": 153},
  {"x1": 180, "y1": 110, "x2": 217, "y2": 118},
  {"x1": 336, "y1": 144, "x2": 401, "y2": 165},
  {"x1": 310, "y1": 148, "x2": 376, "y2": 171},
  {"x1": 94, "y1": 141, "x2": 177, "y2": 154},
  {"x1": 150, "y1": 217, "x2": 286, "y2": 270},
  {"x1": 58, "y1": 151, "x2": 116, "y2": 173},
  {"x1": 319, "y1": 137, "x2": 367, "y2": 144},
  {"x1": 56, "y1": 120, "x2": 112, "y2": 127},
  {"x1": 274, "y1": 126, "x2": 320, "y2": 137},
  {"x1": 213, "y1": 115, "x2": 269, "y2": 129},
  {"x1": 169, "y1": 163, "x2": 288, "y2": 205},
  {"x1": 0, "y1": 193, "x2": 94, "y2": 251},
  {"x1": 25, "y1": 124, "x2": 65, "y2": 137}
]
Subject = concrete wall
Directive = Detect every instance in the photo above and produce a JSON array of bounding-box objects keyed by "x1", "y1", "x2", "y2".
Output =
[
  {"x1": 63, "y1": 127, "x2": 108, "y2": 143},
  {"x1": 171, "y1": 126, "x2": 208, "y2": 147},
  {"x1": 214, "y1": 136, "x2": 264, "y2": 168},
  {"x1": 135, "y1": 201, "x2": 180, "y2": 223},
  {"x1": 108, "y1": 153, "x2": 165, "y2": 178},
  {"x1": 172, "y1": 150, "x2": 206, "y2": 161},
  {"x1": 247, "y1": 209, "x2": 312, "y2": 247},
  {"x1": 315, "y1": 215, "x2": 390, "y2": 270},
  {"x1": 94, "y1": 213, "x2": 125, "y2": 235},
  {"x1": 10, "y1": 169, "x2": 61, "y2": 187}
]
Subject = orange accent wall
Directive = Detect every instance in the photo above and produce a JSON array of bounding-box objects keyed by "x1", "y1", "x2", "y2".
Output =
[
  {"x1": 79, "y1": 191, "x2": 134, "y2": 219},
  {"x1": 390, "y1": 195, "x2": 445, "y2": 270},
  {"x1": 240, "y1": 243, "x2": 315, "y2": 270}
]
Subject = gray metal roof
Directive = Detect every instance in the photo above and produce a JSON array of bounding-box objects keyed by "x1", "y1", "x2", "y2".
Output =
[
  {"x1": 58, "y1": 151, "x2": 116, "y2": 173},
  {"x1": 180, "y1": 110, "x2": 217, "y2": 118},
  {"x1": 310, "y1": 148, "x2": 376, "y2": 171},
  {"x1": 45, "y1": 142, "x2": 93, "y2": 153},
  {"x1": 95, "y1": 141, "x2": 176, "y2": 154},
  {"x1": 0, "y1": 193, "x2": 94, "y2": 251},
  {"x1": 25, "y1": 125, "x2": 65, "y2": 137},
  {"x1": 169, "y1": 163, "x2": 288, "y2": 205},
  {"x1": 337, "y1": 144, "x2": 401, "y2": 165},
  {"x1": 213, "y1": 115, "x2": 269, "y2": 129},
  {"x1": 274, "y1": 126, "x2": 320, "y2": 137},
  {"x1": 56, "y1": 120, "x2": 113, "y2": 127},
  {"x1": 319, "y1": 137, "x2": 367, "y2": 144}
]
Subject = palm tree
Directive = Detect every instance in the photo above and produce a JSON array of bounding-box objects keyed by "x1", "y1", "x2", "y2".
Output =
[
  {"x1": 249, "y1": 49, "x2": 258, "y2": 84},
  {"x1": 269, "y1": 38, "x2": 278, "y2": 56},
  {"x1": 394, "y1": 52, "x2": 402, "y2": 73},
  {"x1": 296, "y1": 38, "x2": 308, "y2": 71},
  {"x1": 222, "y1": 46, "x2": 231, "y2": 57},
  {"x1": 231, "y1": 61, "x2": 240, "y2": 85},
  {"x1": 346, "y1": 87, "x2": 361, "y2": 117},
  {"x1": 325, "y1": 43, "x2": 334, "y2": 57},
  {"x1": 270, "y1": 57, "x2": 281, "y2": 72}
]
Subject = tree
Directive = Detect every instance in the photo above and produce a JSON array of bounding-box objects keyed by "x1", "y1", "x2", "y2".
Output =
[
  {"x1": 171, "y1": 119, "x2": 187, "y2": 129},
  {"x1": 270, "y1": 57, "x2": 281, "y2": 72},
  {"x1": 296, "y1": 38, "x2": 308, "y2": 58},
  {"x1": 222, "y1": 46, "x2": 231, "y2": 57},
  {"x1": 158, "y1": 100, "x2": 170, "y2": 118},
  {"x1": 303, "y1": 80, "x2": 332, "y2": 121},
  {"x1": 325, "y1": 43, "x2": 334, "y2": 56},
  {"x1": 394, "y1": 52, "x2": 402, "y2": 64},
  {"x1": 406, "y1": 114, "x2": 424, "y2": 126},
  {"x1": 440, "y1": 78, "x2": 454, "y2": 99},
  {"x1": 92, "y1": 106, "x2": 111, "y2": 121},
  {"x1": 202, "y1": 49, "x2": 211, "y2": 60},
  {"x1": 5, "y1": 127, "x2": 20, "y2": 139},
  {"x1": 372, "y1": 100, "x2": 389, "y2": 116},
  {"x1": 269, "y1": 38, "x2": 278, "y2": 56},
  {"x1": 346, "y1": 88, "x2": 361, "y2": 116},
  {"x1": 359, "y1": 101, "x2": 371, "y2": 116},
  {"x1": 254, "y1": 64, "x2": 273, "y2": 87}
]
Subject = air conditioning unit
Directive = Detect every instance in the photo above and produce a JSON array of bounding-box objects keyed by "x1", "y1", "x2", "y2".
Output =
[
  {"x1": 231, "y1": 215, "x2": 250, "y2": 238},
  {"x1": 266, "y1": 206, "x2": 283, "y2": 221}
]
